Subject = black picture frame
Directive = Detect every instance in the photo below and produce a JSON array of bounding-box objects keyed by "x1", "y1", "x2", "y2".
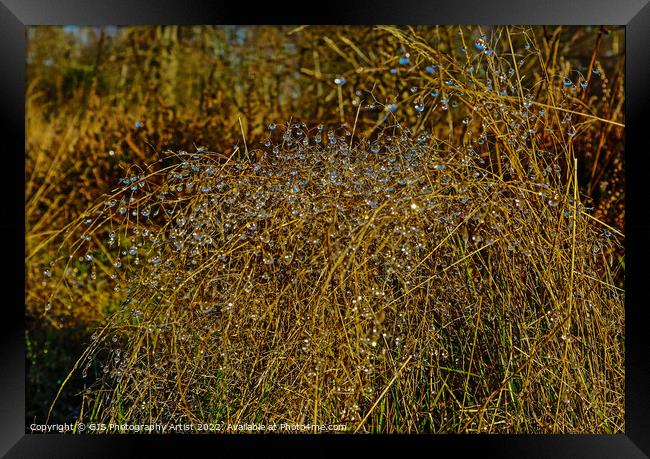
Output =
[{"x1": 2, "y1": 0, "x2": 649, "y2": 457}]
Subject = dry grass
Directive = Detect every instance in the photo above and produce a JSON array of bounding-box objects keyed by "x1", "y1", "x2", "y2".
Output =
[{"x1": 27, "y1": 25, "x2": 624, "y2": 433}]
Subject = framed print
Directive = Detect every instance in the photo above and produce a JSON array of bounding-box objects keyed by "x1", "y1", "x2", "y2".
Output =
[{"x1": 2, "y1": 0, "x2": 649, "y2": 456}]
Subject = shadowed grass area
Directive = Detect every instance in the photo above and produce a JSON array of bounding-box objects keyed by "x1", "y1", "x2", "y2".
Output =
[
  {"x1": 26, "y1": 318, "x2": 95, "y2": 426},
  {"x1": 27, "y1": 25, "x2": 624, "y2": 433}
]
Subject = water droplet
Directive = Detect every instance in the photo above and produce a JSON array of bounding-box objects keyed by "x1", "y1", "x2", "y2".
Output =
[
  {"x1": 334, "y1": 76, "x2": 346, "y2": 85},
  {"x1": 282, "y1": 252, "x2": 294, "y2": 265},
  {"x1": 562, "y1": 77, "x2": 572, "y2": 87}
]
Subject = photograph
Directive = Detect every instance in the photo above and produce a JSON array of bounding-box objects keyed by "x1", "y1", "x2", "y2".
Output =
[{"x1": 25, "y1": 24, "x2": 626, "y2": 435}]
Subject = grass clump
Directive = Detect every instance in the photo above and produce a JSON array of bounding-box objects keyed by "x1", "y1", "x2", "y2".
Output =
[{"x1": 50, "y1": 121, "x2": 624, "y2": 433}]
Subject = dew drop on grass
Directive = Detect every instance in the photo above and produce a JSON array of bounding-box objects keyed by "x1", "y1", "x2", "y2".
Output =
[{"x1": 282, "y1": 252, "x2": 294, "y2": 265}]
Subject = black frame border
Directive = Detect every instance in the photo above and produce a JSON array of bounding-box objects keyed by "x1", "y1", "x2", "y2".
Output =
[{"x1": 2, "y1": 0, "x2": 649, "y2": 457}]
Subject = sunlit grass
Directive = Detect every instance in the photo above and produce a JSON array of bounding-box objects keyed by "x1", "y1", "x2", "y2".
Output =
[{"x1": 27, "y1": 25, "x2": 624, "y2": 433}]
